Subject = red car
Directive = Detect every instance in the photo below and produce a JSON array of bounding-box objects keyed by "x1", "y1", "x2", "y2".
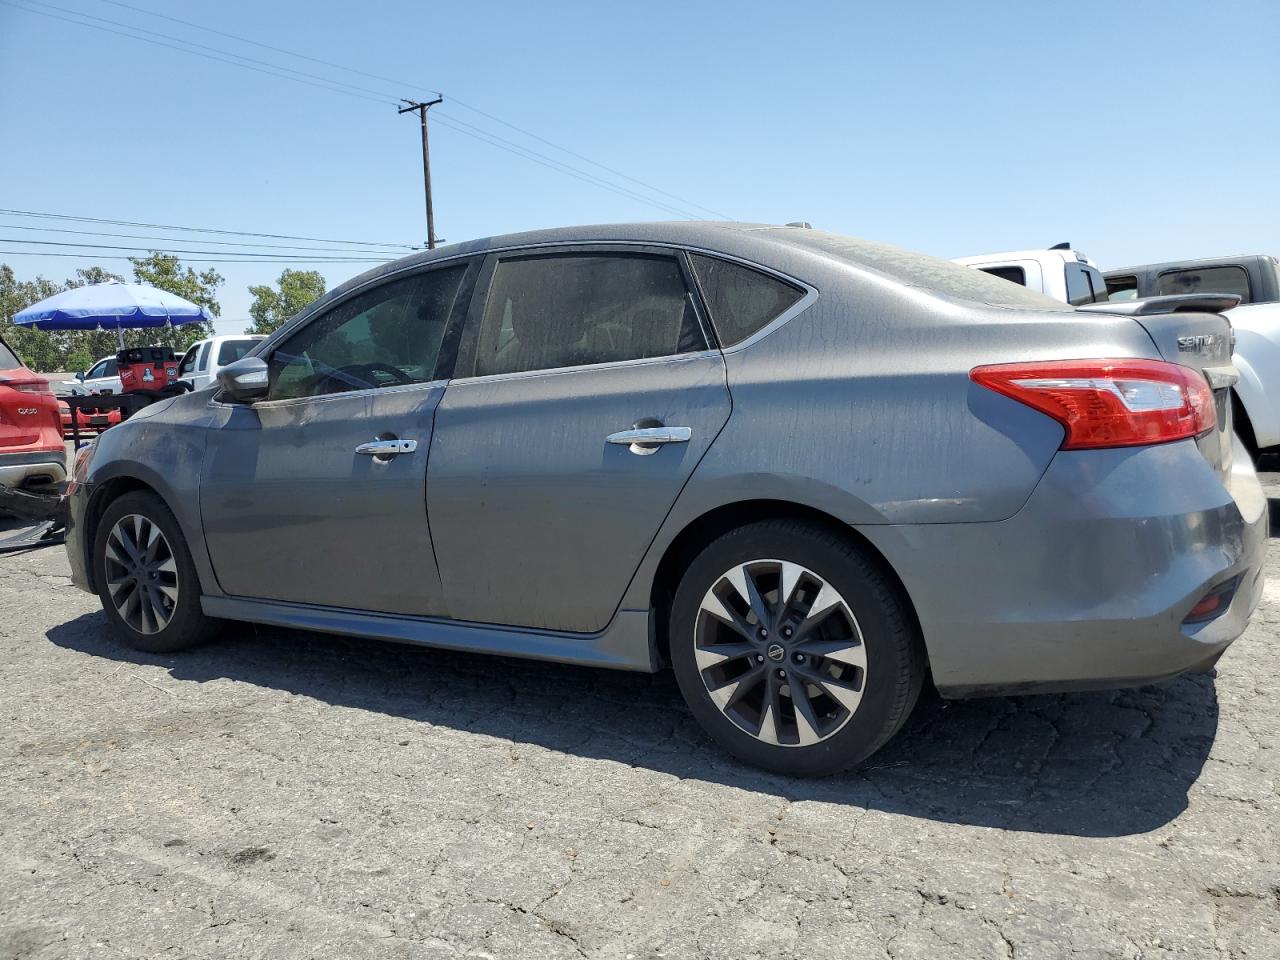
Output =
[
  {"x1": 57, "y1": 397, "x2": 122, "y2": 436},
  {"x1": 0, "y1": 334, "x2": 65, "y2": 491}
]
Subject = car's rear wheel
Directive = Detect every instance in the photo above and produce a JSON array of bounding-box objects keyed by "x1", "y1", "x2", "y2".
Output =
[
  {"x1": 670, "y1": 519, "x2": 924, "y2": 776},
  {"x1": 92, "y1": 491, "x2": 220, "y2": 653}
]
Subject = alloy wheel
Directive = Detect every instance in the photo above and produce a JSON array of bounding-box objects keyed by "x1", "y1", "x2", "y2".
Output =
[
  {"x1": 695, "y1": 558, "x2": 867, "y2": 747},
  {"x1": 103, "y1": 513, "x2": 179, "y2": 635}
]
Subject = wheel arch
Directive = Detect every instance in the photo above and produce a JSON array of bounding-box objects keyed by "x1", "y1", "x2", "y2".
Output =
[
  {"x1": 647, "y1": 499, "x2": 924, "y2": 670},
  {"x1": 81, "y1": 476, "x2": 164, "y2": 593}
]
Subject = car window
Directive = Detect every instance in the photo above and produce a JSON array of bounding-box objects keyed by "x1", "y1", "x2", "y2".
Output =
[
  {"x1": 978, "y1": 265, "x2": 1027, "y2": 286},
  {"x1": 1106, "y1": 275, "x2": 1138, "y2": 301},
  {"x1": 217, "y1": 338, "x2": 259, "y2": 366},
  {"x1": 0, "y1": 338, "x2": 23, "y2": 369},
  {"x1": 471, "y1": 254, "x2": 703, "y2": 377},
  {"x1": 178, "y1": 345, "x2": 200, "y2": 375},
  {"x1": 1156, "y1": 266, "x2": 1251, "y2": 303},
  {"x1": 197, "y1": 342, "x2": 213, "y2": 372},
  {"x1": 688, "y1": 254, "x2": 804, "y2": 347},
  {"x1": 266, "y1": 266, "x2": 465, "y2": 401},
  {"x1": 87, "y1": 360, "x2": 107, "y2": 378},
  {"x1": 1065, "y1": 263, "x2": 1096, "y2": 306}
]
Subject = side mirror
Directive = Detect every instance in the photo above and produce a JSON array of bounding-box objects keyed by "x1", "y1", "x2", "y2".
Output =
[
  {"x1": 216, "y1": 356, "x2": 269, "y2": 402},
  {"x1": 75, "y1": 372, "x2": 85, "y2": 381}
]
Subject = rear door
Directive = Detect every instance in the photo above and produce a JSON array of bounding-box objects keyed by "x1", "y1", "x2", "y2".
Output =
[
  {"x1": 199, "y1": 259, "x2": 477, "y2": 615},
  {"x1": 427, "y1": 246, "x2": 731, "y2": 633}
]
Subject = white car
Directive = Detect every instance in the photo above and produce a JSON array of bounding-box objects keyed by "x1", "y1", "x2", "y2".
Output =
[
  {"x1": 177, "y1": 335, "x2": 265, "y2": 391},
  {"x1": 953, "y1": 244, "x2": 1111, "y2": 305},
  {"x1": 76, "y1": 355, "x2": 123, "y2": 395},
  {"x1": 1104, "y1": 255, "x2": 1280, "y2": 453}
]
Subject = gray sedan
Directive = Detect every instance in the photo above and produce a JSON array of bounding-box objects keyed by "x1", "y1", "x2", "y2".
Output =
[{"x1": 61, "y1": 222, "x2": 1267, "y2": 775}]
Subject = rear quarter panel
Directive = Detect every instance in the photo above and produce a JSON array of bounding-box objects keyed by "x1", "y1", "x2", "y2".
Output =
[{"x1": 621, "y1": 258, "x2": 1162, "y2": 609}]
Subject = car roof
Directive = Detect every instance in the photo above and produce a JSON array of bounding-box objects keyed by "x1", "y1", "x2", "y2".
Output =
[
  {"x1": 1104, "y1": 254, "x2": 1273, "y2": 276},
  {"x1": 953, "y1": 249, "x2": 1078, "y2": 265},
  {"x1": 318, "y1": 221, "x2": 1064, "y2": 313}
]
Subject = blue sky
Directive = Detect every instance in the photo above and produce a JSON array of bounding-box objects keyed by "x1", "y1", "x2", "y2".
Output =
[{"x1": 2, "y1": 0, "x2": 1277, "y2": 335}]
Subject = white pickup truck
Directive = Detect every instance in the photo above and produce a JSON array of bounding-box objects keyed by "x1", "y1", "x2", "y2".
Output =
[{"x1": 957, "y1": 246, "x2": 1280, "y2": 456}]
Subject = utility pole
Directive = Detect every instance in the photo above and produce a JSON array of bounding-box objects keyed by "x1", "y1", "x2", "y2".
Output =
[{"x1": 399, "y1": 96, "x2": 443, "y2": 249}]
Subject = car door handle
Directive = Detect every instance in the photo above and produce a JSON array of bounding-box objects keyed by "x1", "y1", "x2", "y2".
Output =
[
  {"x1": 355, "y1": 438, "x2": 418, "y2": 458},
  {"x1": 605, "y1": 426, "x2": 692, "y2": 455}
]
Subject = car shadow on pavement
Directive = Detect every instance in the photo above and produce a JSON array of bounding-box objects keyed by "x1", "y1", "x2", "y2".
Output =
[{"x1": 47, "y1": 612, "x2": 1219, "y2": 839}]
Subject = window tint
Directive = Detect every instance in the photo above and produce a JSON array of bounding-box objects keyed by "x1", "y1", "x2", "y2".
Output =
[
  {"x1": 1156, "y1": 266, "x2": 1251, "y2": 303},
  {"x1": 688, "y1": 254, "x2": 804, "y2": 347},
  {"x1": 197, "y1": 342, "x2": 212, "y2": 371},
  {"x1": 1065, "y1": 263, "x2": 1096, "y2": 306},
  {"x1": 217, "y1": 338, "x2": 259, "y2": 366},
  {"x1": 979, "y1": 265, "x2": 1027, "y2": 286},
  {"x1": 178, "y1": 345, "x2": 199, "y2": 375},
  {"x1": 1106, "y1": 275, "x2": 1138, "y2": 301},
  {"x1": 472, "y1": 254, "x2": 700, "y2": 377},
  {"x1": 0, "y1": 338, "x2": 20, "y2": 369},
  {"x1": 267, "y1": 266, "x2": 465, "y2": 401}
]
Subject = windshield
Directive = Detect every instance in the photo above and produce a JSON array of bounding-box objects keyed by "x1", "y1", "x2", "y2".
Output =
[{"x1": 769, "y1": 229, "x2": 1065, "y2": 310}]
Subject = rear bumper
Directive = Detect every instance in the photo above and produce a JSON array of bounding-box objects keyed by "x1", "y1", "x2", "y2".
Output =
[
  {"x1": 0, "y1": 449, "x2": 67, "y2": 489},
  {"x1": 64, "y1": 480, "x2": 94, "y2": 593},
  {"x1": 860, "y1": 437, "x2": 1268, "y2": 697}
]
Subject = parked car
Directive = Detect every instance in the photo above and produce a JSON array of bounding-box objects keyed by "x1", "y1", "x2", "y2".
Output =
[
  {"x1": 0, "y1": 333, "x2": 64, "y2": 493},
  {"x1": 62, "y1": 223, "x2": 1266, "y2": 775},
  {"x1": 77, "y1": 355, "x2": 123, "y2": 395},
  {"x1": 1104, "y1": 255, "x2": 1280, "y2": 453},
  {"x1": 55, "y1": 395, "x2": 123, "y2": 437},
  {"x1": 177, "y1": 334, "x2": 265, "y2": 391},
  {"x1": 953, "y1": 244, "x2": 1111, "y2": 304}
]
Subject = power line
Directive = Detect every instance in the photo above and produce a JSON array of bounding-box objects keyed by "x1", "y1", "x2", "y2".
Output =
[
  {"x1": 87, "y1": 0, "x2": 731, "y2": 218},
  {"x1": 1, "y1": 1, "x2": 399, "y2": 108},
  {"x1": 0, "y1": 250, "x2": 393, "y2": 264},
  {"x1": 0, "y1": 237, "x2": 395, "y2": 260},
  {"x1": 0, "y1": 208, "x2": 419, "y2": 249},
  {"x1": 0, "y1": 221, "x2": 416, "y2": 254}
]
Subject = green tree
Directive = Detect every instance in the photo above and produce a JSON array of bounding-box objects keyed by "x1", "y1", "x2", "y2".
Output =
[
  {"x1": 128, "y1": 253, "x2": 223, "y2": 352},
  {"x1": 248, "y1": 269, "x2": 326, "y2": 335},
  {"x1": 0, "y1": 264, "x2": 66, "y2": 372}
]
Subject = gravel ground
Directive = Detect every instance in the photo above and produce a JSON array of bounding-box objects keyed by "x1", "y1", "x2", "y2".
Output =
[{"x1": 1, "y1": 479, "x2": 1278, "y2": 959}]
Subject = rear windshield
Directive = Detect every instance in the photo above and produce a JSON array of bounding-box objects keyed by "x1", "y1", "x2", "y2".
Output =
[
  {"x1": 217, "y1": 338, "x2": 260, "y2": 365},
  {"x1": 768, "y1": 229, "x2": 1064, "y2": 310},
  {"x1": 0, "y1": 337, "x2": 20, "y2": 369}
]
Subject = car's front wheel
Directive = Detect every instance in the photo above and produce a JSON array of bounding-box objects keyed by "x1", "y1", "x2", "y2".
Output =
[
  {"x1": 670, "y1": 519, "x2": 925, "y2": 776},
  {"x1": 92, "y1": 490, "x2": 220, "y2": 653}
]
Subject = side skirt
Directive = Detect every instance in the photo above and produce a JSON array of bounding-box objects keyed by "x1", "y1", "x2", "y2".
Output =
[{"x1": 200, "y1": 596, "x2": 659, "y2": 672}]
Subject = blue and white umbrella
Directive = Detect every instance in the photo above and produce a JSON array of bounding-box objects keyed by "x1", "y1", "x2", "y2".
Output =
[{"x1": 13, "y1": 280, "x2": 212, "y2": 347}]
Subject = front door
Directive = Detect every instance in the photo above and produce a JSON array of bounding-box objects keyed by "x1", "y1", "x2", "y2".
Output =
[
  {"x1": 428, "y1": 248, "x2": 731, "y2": 633},
  {"x1": 200, "y1": 261, "x2": 474, "y2": 616}
]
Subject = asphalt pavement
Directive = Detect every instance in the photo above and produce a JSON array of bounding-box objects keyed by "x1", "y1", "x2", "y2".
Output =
[{"x1": 0, "y1": 476, "x2": 1277, "y2": 959}]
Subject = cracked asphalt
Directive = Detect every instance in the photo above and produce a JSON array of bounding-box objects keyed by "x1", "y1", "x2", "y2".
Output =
[{"x1": 1, "y1": 480, "x2": 1278, "y2": 959}]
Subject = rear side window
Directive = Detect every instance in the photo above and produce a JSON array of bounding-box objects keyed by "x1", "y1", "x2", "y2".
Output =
[
  {"x1": 0, "y1": 338, "x2": 21, "y2": 369},
  {"x1": 471, "y1": 254, "x2": 703, "y2": 377},
  {"x1": 1106, "y1": 275, "x2": 1138, "y2": 301},
  {"x1": 217, "y1": 338, "x2": 259, "y2": 366},
  {"x1": 1157, "y1": 266, "x2": 1251, "y2": 303},
  {"x1": 688, "y1": 254, "x2": 804, "y2": 347},
  {"x1": 979, "y1": 265, "x2": 1027, "y2": 286}
]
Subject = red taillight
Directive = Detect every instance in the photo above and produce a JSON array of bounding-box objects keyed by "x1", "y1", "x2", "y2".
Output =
[
  {"x1": 970, "y1": 359, "x2": 1216, "y2": 450},
  {"x1": 0, "y1": 376, "x2": 53, "y2": 395}
]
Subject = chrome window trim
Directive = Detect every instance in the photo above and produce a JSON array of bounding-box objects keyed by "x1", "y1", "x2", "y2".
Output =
[
  {"x1": 209, "y1": 378, "x2": 447, "y2": 410},
  {"x1": 448, "y1": 349, "x2": 723, "y2": 388}
]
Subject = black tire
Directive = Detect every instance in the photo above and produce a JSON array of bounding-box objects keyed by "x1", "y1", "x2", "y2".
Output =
[
  {"x1": 92, "y1": 490, "x2": 220, "y2": 653},
  {"x1": 670, "y1": 519, "x2": 925, "y2": 776}
]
